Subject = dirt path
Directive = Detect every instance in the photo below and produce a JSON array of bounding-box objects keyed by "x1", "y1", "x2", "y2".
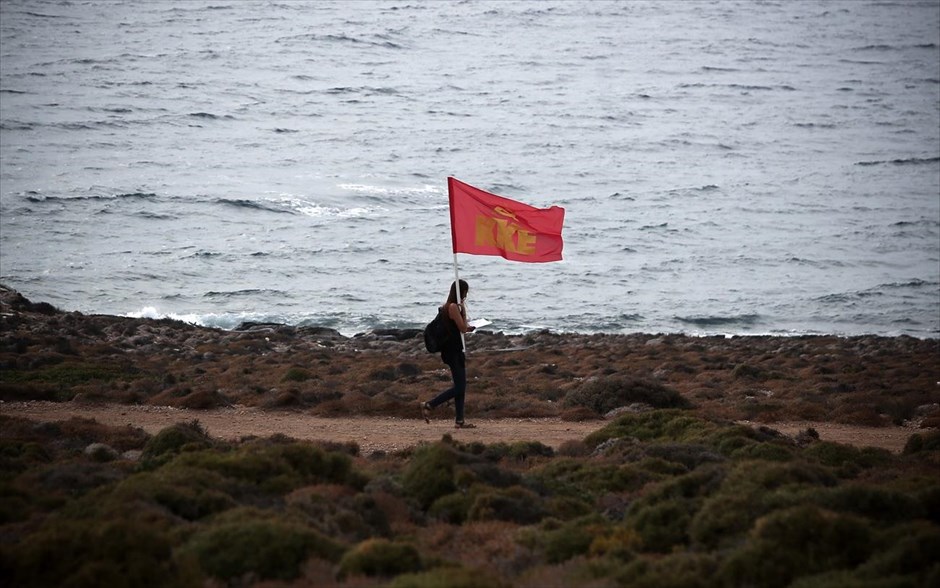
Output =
[{"x1": 2, "y1": 401, "x2": 917, "y2": 455}]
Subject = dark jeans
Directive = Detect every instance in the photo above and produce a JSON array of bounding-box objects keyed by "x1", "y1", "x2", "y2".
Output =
[{"x1": 428, "y1": 351, "x2": 466, "y2": 423}]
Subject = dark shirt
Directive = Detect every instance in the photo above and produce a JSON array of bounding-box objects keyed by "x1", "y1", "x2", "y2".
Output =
[{"x1": 439, "y1": 305, "x2": 464, "y2": 366}]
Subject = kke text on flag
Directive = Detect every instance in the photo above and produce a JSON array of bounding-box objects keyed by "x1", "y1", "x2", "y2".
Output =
[{"x1": 448, "y1": 177, "x2": 565, "y2": 263}]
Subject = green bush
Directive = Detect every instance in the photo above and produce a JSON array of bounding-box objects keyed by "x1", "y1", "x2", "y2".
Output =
[
  {"x1": 0, "y1": 439, "x2": 52, "y2": 476},
  {"x1": 0, "y1": 482, "x2": 35, "y2": 524},
  {"x1": 507, "y1": 440, "x2": 554, "y2": 460},
  {"x1": 789, "y1": 570, "x2": 920, "y2": 588},
  {"x1": 856, "y1": 521, "x2": 940, "y2": 580},
  {"x1": 689, "y1": 460, "x2": 839, "y2": 549},
  {"x1": 719, "y1": 505, "x2": 873, "y2": 588},
  {"x1": 140, "y1": 421, "x2": 215, "y2": 469},
  {"x1": 917, "y1": 484, "x2": 940, "y2": 524},
  {"x1": 545, "y1": 495, "x2": 594, "y2": 520},
  {"x1": 336, "y1": 538, "x2": 422, "y2": 580},
  {"x1": 628, "y1": 498, "x2": 695, "y2": 552},
  {"x1": 643, "y1": 442, "x2": 726, "y2": 469},
  {"x1": 815, "y1": 485, "x2": 926, "y2": 524},
  {"x1": 282, "y1": 367, "x2": 311, "y2": 382},
  {"x1": 690, "y1": 490, "x2": 761, "y2": 549},
  {"x1": 529, "y1": 458, "x2": 656, "y2": 501},
  {"x1": 802, "y1": 442, "x2": 891, "y2": 471},
  {"x1": 4, "y1": 517, "x2": 191, "y2": 588},
  {"x1": 612, "y1": 552, "x2": 719, "y2": 588},
  {"x1": 467, "y1": 485, "x2": 546, "y2": 524},
  {"x1": 428, "y1": 492, "x2": 473, "y2": 524},
  {"x1": 401, "y1": 444, "x2": 457, "y2": 509},
  {"x1": 757, "y1": 460, "x2": 838, "y2": 490},
  {"x1": 171, "y1": 438, "x2": 356, "y2": 493},
  {"x1": 584, "y1": 410, "x2": 715, "y2": 448},
  {"x1": 288, "y1": 490, "x2": 391, "y2": 542},
  {"x1": 0, "y1": 361, "x2": 130, "y2": 385},
  {"x1": 519, "y1": 515, "x2": 609, "y2": 564},
  {"x1": 699, "y1": 422, "x2": 795, "y2": 457},
  {"x1": 182, "y1": 517, "x2": 343, "y2": 581},
  {"x1": 459, "y1": 461, "x2": 521, "y2": 488},
  {"x1": 732, "y1": 362, "x2": 767, "y2": 380},
  {"x1": 564, "y1": 376, "x2": 689, "y2": 414},
  {"x1": 111, "y1": 466, "x2": 236, "y2": 521},
  {"x1": 903, "y1": 430, "x2": 940, "y2": 454},
  {"x1": 389, "y1": 566, "x2": 511, "y2": 588},
  {"x1": 33, "y1": 461, "x2": 125, "y2": 497},
  {"x1": 729, "y1": 440, "x2": 796, "y2": 462},
  {"x1": 624, "y1": 465, "x2": 726, "y2": 552}
]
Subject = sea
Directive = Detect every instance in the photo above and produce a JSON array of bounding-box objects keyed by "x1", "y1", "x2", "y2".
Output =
[{"x1": 1, "y1": 0, "x2": 938, "y2": 338}]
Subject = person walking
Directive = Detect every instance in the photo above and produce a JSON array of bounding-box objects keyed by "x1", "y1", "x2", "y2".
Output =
[{"x1": 421, "y1": 279, "x2": 476, "y2": 428}]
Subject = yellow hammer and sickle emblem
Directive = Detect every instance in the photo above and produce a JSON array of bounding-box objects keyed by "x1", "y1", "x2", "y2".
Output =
[
  {"x1": 493, "y1": 206, "x2": 517, "y2": 220},
  {"x1": 475, "y1": 206, "x2": 536, "y2": 255}
]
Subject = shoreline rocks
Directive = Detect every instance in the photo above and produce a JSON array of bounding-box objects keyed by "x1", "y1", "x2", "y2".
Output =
[{"x1": 1, "y1": 285, "x2": 937, "y2": 429}]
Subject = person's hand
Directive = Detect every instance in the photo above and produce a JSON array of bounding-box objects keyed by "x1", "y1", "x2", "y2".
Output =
[{"x1": 468, "y1": 326, "x2": 476, "y2": 332}]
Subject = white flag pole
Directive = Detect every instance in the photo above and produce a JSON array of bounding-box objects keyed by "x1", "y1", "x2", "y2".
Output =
[{"x1": 452, "y1": 253, "x2": 467, "y2": 353}]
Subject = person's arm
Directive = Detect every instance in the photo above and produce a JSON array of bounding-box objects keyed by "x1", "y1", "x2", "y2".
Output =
[{"x1": 447, "y1": 302, "x2": 475, "y2": 333}]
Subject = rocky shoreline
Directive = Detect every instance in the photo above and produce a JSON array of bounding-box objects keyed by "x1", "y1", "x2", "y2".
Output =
[{"x1": 1, "y1": 284, "x2": 938, "y2": 430}]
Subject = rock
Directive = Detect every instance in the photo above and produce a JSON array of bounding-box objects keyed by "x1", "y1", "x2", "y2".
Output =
[
  {"x1": 235, "y1": 321, "x2": 289, "y2": 331},
  {"x1": 296, "y1": 326, "x2": 346, "y2": 340},
  {"x1": 605, "y1": 403, "x2": 655, "y2": 418},
  {"x1": 916, "y1": 403, "x2": 939, "y2": 416},
  {"x1": 591, "y1": 436, "x2": 640, "y2": 457},
  {"x1": 794, "y1": 427, "x2": 820, "y2": 446},
  {"x1": 364, "y1": 329, "x2": 422, "y2": 342},
  {"x1": 85, "y1": 443, "x2": 119, "y2": 462}
]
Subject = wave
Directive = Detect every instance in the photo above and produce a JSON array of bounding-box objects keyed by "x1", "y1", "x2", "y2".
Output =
[
  {"x1": 273, "y1": 197, "x2": 384, "y2": 219},
  {"x1": 0, "y1": 121, "x2": 35, "y2": 130},
  {"x1": 855, "y1": 157, "x2": 940, "y2": 166},
  {"x1": 793, "y1": 122, "x2": 838, "y2": 129},
  {"x1": 852, "y1": 43, "x2": 938, "y2": 51},
  {"x1": 786, "y1": 257, "x2": 849, "y2": 268},
  {"x1": 675, "y1": 314, "x2": 762, "y2": 327},
  {"x1": 326, "y1": 86, "x2": 401, "y2": 96},
  {"x1": 25, "y1": 192, "x2": 157, "y2": 203},
  {"x1": 816, "y1": 279, "x2": 938, "y2": 303},
  {"x1": 276, "y1": 33, "x2": 404, "y2": 50},
  {"x1": 878, "y1": 279, "x2": 937, "y2": 290},
  {"x1": 336, "y1": 183, "x2": 440, "y2": 200},
  {"x1": 125, "y1": 307, "x2": 289, "y2": 330},
  {"x1": 214, "y1": 198, "x2": 293, "y2": 214},
  {"x1": 203, "y1": 289, "x2": 291, "y2": 299},
  {"x1": 23, "y1": 11, "x2": 65, "y2": 18},
  {"x1": 188, "y1": 112, "x2": 234, "y2": 120},
  {"x1": 567, "y1": 313, "x2": 645, "y2": 331},
  {"x1": 188, "y1": 251, "x2": 223, "y2": 258},
  {"x1": 136, "y1": 211, "x2": 177, "y2": 220},
  {"x1": 4, "y1": 119, "x2": 135, "y2": 131},
  {"x1": 891, "y1": 219, "x2": 940, "y2": 228}
]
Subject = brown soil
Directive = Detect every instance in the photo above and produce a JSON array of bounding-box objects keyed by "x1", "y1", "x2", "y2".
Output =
[{"x1": 1, "y1": 400, "x2": 918, "y2": 454}]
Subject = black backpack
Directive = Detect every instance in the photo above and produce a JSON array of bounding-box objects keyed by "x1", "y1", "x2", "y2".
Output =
[{"x1": 423, "y1": 307, "x2": 451, "y2": 353}]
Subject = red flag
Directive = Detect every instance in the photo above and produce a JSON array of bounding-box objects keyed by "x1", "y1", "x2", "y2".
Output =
[{"x1": 448, "y1": 177, "x2": 565, "y2": 263}]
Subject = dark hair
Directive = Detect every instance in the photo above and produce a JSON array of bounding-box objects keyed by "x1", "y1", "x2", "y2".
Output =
[{"x1": 446, "y1": 279, "x2": 469, "y2": 305}]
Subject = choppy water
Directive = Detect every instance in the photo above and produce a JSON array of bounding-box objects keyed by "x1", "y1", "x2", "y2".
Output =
[{"x1": 2, "y1": 0, "x2": 938, "y2": 337}]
